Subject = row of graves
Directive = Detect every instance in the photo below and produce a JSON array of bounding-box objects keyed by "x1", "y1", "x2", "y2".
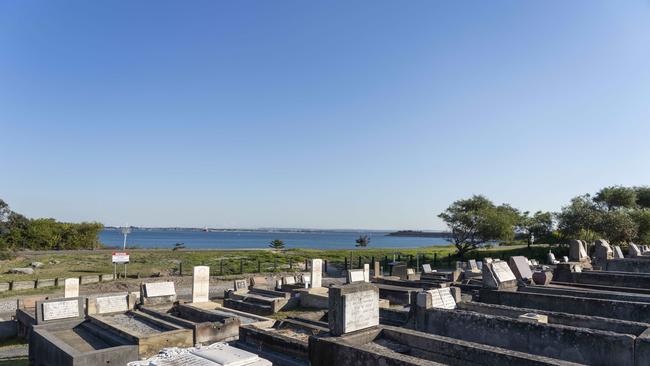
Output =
[{"x1": 10, "y1": 243, "x2": 650, "y2": 365}]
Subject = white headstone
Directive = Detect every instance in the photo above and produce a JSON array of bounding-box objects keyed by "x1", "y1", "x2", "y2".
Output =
[
  {"x1": 343, "y1": 289, "x2": 379, "y2": 333},
  {"x1": 302, "y1": 274, "x2": 311, "y2": 284},
  {"x1": 614, "y1": 245, "x2": 625, "y2": 259},
  {"x1": 407, "y1": 268, "x2": 415, "y2": 275},
  {"x1": 547, "y1": 252, "x2": 558, "y2": 264},
  {"x1": 42, "y1": 299, "x2": 79, "y2": 321},
  {"x1": 630, "y1": 243, "x2": 642, "y2": 258},
  {"x1": 347, "y1": 269, "x2": 365, "y2": 283},
  {"x1": 283, "y1": 276, "x2": 296, "y2": 285},
  {"x1": 234, "y1": 279, "x2": 248, "y2": 291},
  {"x1": 96, "y1": 294, "x2": 128, "y2": 314},
  {"x1": 508, "y1": 256, "x2": 533, "y2": 281},
  {"x1": 363, "y1": 264, "x2": 370, "y2": 283},
  {"x1": 422, "y1": 264, "x2": 433, "y2": 274},
  {"x1": 145, "y1": 282, "x2": 176, "y2": 297},
  {"x1": 468, "y1": 260, "x2": 478, "y2": 271},
  {"x1": 492, "y1": 261, "x2": 516, "y2": 283},
  {"x1": 310, "y1": 259, "x2": 323, "y2": 288},
  {"x1": 192, "y1": 266, "x2": 210, "y2": 303},
  {"x1": 416, "y1": 288, "x2": 456, "y2": 310},
  {"x1": 64, "y1": 278, "x2": 79, "y2": 298}
]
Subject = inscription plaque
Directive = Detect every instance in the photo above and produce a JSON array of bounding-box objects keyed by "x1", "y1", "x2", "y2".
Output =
[
  {"x1": 343, "y1": 289, "x2": 379, "y2": 333},
  {"x1": 192, "y1": 266, "x2": 210, "y2": 303},
  {"x1": 96, "y1": 295, "x2": 128, "y2": 314},
  {"x1": 492, "y1": 261, "x2": 516, "y2": 282},
  {"x1": 145, "y1": 282, "x2": 176, "y2": 297},
  {"x1": 42, "y1": 299, "x2": 79, "y2": 321}
]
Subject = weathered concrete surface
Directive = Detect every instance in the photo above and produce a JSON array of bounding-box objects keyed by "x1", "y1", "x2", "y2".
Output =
[
  {"x1": 238, "y1": 318, "x2": 328, "y2": 363},
  {"x1": 418, "y1": 308, "x2": 635, "y2": 365},
  {"x1": 606, "y1": 258, "x2": 650, "y2": 273},
  {"x1": 554, "y1": 269, "x2": 650, "y2": 289},
  {"x1": 309, "y1": 326, "x2": 580, "y2": 366},
  {"x1": 295, "y1": 287, "x2": 329, "y2": 309},
  {"x1": 457, "y1": 301, "x2": 649, "y2": 336},
  {"x1": 479, "y1": 288, "x2": 650, "y2": 323},
  {"x1": 374, "y1": 283, "x2": 422, "y2": 305},
  {"x1": 139, "y1": 303, "x2": 241, "y2": 345},
  {"x1": 79, "y1": 275, "x2": 100, "y2": 285},
  {"x1": 11, "y1": 280, "x2": 35, "y2": 291},
  {"x1": 29, "y1": 319, "x2": 139, "y2": 366},
  {"x1": 35, "y1": 278, "x2": 56, "y2": 289},
  {"x1": 519, "y1": 285, "x2": 650, "y2": 304},
  {"x1": 328, "y1": 283, "x2": 380, "y2": 336}
]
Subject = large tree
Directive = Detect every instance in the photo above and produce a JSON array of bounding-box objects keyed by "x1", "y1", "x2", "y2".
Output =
[
  {"x1": 594, "y1": 186, "x2": 637, "y2": 211},
  {"x1": 519, "y1": 211, "x2": 554, "y2": 247},
  {"x1": 556, "y1": 195, "x2": 602, "y2": 239},
  {"x1": 438, "y1": 195, "x2": 517, "y2": 258},
  {"x1": 635, "y1": 186, "x2": 650, "y2": 209}
]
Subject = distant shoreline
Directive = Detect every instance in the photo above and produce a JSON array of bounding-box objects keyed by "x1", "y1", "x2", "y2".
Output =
[{"x1": 386, "y1": 230, "x2": 451, "y2": 238}]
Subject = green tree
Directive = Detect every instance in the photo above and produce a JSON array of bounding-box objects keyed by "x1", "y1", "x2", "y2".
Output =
[
  {"x1": 597, "y1": 210, "x2": 638, "y2": 244},
  {"x1": 520, "y1": 211, "x2": 554, "y2": 247},
  {"x1": 268, "y1": 239, "x2": 285, "y2": 250},
  {"x1": 438, "y1": 195, "x2": 518, "y2": 258},
  {"x1": 355, "y1": 235, "x2": 370, "y2": 248},
  {"x1": 594, "y1": 186, "x2": 637, "y2": 211},
  {"x1": 632, "y1": 209, "x2": 650, "y2": 244},
  {"x1": 556, "y1": 195, "x2": 603, "y2": 239},
  {"x1": 635, "y1": 187, "x2": 650, "y2": 209}
]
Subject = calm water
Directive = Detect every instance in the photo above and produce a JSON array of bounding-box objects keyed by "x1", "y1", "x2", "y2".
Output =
[{"x1": 100, "y1": 229, "x2": 450, "y2": 249}]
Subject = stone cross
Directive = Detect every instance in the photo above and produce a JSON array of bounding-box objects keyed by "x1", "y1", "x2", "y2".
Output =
[
  {"x1": 64, "y1": 278, "x2": 79, "y2": 298},
  {"x1": 192, "y1": 266, "x2": 210, "y2": 303}
]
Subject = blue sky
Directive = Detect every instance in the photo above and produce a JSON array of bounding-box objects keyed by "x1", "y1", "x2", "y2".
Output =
[{"x1": 2, "y1": 1, "x2": 650, "y2": 230}]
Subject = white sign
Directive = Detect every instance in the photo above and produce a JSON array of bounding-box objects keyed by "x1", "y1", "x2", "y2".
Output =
[
  {"x1": 112, "y1": 252, "x2": 130, "y2": 264},
  {"x1": 42, "y1": 300, "x2": 79, "y2": 321},
  {"x1": 343, "y1": 289, "x2": 379, "y2": 333}
]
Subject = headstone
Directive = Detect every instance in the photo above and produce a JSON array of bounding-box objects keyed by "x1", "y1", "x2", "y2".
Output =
[
  {"x1": 251, "y1": 276, "x2": 268, "y2": 288},
  {"x1": 95, "y1": 294, "x2": 129, "y2": 314},
  {"x1": 234, "y1": 279, "x2": 248, "y2": 292},
  {"x1": 482, "y1": 261, "x2": 517, "y2": 290},
  {"x1": 569, "y1": 239, "x2": 589, "y2": 262},
  {"x1": 467, "y1": 260, "x2": 479, "y2": 272},
  {"x1": 64, "y1": 278, "x2": 79, "y2": 298},
  {"x1": 547, "y1": 252, "x2": 559, "y2": 264},
  {"x1": 192, "y1": 266, "x2": 210, "y2": 303},
  {"x1": 594, "y1": 239, "x2": 614, "y2": 267},
  {"x1": 484, "y1": 258, "x2": 493, "y2": 264},
  {"x1": 328, "y1": 283, "x2": 379, "y2": 336},
  {"x1": 455, "y1": 261, "x2": 464, "y2": 271},
  {"x1": 477, "y1": 261, "x2": 483, "y2": 270},
  {"x1": 391, "y1": 263, "x2": 408, "y2": 279},
  {"x1": 363, "y1": 264, "x2": 370, "y2": 283},
  {"x1": 508, "y1": 256, "x2": 533, "y2": 282},
  {"x1": 373, "y1": 261, "x2": 381, "y2": 277},
  {"x1": 422, "y1": 264, "x2": 433, "y2": 274},
  {"x1": 562, "y1": 256, "x2": 569, "y2": 263},
  {"x1": 406, "y1": 268, "x2": 415, "y2": 275},
  {"x1": 310, "y1": 259, "x2": 322, "y2": 288},
  {"x1": 144, "y1": 282, "x2": 176, "y2": 297},
  {"x1": 36, "y1": 298, "x2": 83, "y2": 323},
  {"x1": 282, "y1": 276, "x2": 296, "y2": 285},
  {"x1": 613, "y1": 245, "x2": 625, "y2": 259},
  {"x1": 302, "y1": 274, "x2": 311, "y2": 284},
  {"x1": 347, "y1": 269, "x2": 365, "y2": 284},
  {"x1": 532, "y1": 271, "x2": 553, "y2": 285},
  {"x1": 416, "y1": 288, "x2": 457, "y2": 310},
  {"x1": 518, "y1": 313, "x2": 548, "y2": 324},
  {"x1": 629, "y1": 243, "x2": 642, "y2": 258}
]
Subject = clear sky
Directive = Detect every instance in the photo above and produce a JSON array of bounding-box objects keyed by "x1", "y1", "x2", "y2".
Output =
[{"x1": 2, "y1": 1, "x2": 650, "y2": 230}]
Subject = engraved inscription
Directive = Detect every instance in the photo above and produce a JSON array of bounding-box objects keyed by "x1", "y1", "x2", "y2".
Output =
[
  {"x1": 96, "y1": 295, "x2": 128, "y2": 314},
  {"x1": 343, "y1": 289, "x2": 379, "y2": 333},
  {"x1": 43, "y1": 300, "x2": 79, "y2": 321}
]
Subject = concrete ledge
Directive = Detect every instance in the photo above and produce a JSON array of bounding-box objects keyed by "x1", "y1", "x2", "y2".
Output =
[
  {"x1": 0, "y1": 283, "x2": 9, "y2": 292},
  {"x1": 100, "y1": 274, "x2": 114, "y2": 281},
  {"x1": 79, "y1": 275, "x2": 100, "y2": 285},
  {"x1": 11, "y1": 280, "x2": 35, "y2": 291},
  {"x1": 36, "y1": 279, "x2": 56, "y2": 289},
  {"x1": 420, "y1": 307, "x2": 635, "y2": 365}
]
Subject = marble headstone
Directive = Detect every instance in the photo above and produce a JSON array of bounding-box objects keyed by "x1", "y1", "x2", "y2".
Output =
[
  {"x1": 422, "y1": 264, "x2": 433, "y2": 274},
  {"x1": 373, "y1": 261, "x2": 381, "y2": 277},
  {"x1": 416, "y1": 288, "x2": 457, "y2": 310},
  {"x1": 64, "y1": 278, "x2": 79, "y2": 298},
  {"x1": 310, "y1": 259, "x2": 323, "y2": 288},
  {"x1": 629, "y1": 243, "x2": 642, "y2": 258},
  {"x1": 508, "y1": 256, "x2": 533, "y2": 282},
  {"x1": 363, "y1": 264, "x2": 370, "y2": 283},
  {"x1": 192, "y1": 266, "x2": 210, "y2": 303},
  {"x1": 328, "y1": 283, "x2": 379, "y2": 336},
  {"x1": 482, "y1": 261, "x2": 517, "y2": 290},
  {"x1": 347, "y1": 269, "x2": 365, "y2": 284},
  {"x1": 95, "y1": 294, "x2": 129, "y2": 314},
  {"x1": 614, "y1": 245, "x2": 625, "y2": 259},
  {"x1": 234, "y1": 279, "x2": 248, "y2": 292}
]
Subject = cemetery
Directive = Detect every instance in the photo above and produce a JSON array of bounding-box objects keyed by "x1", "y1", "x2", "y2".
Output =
[{"x1": 7, "y1": 239, "x2": 650, "y2": 365}]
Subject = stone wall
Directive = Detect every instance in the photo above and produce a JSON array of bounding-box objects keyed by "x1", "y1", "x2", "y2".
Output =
[
  {"x1": 420, "y1": 308, "x2": 635, "y2": 365},
  {"x1": 479, "y1": 289, "x2": 650, "y2": 323}
]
